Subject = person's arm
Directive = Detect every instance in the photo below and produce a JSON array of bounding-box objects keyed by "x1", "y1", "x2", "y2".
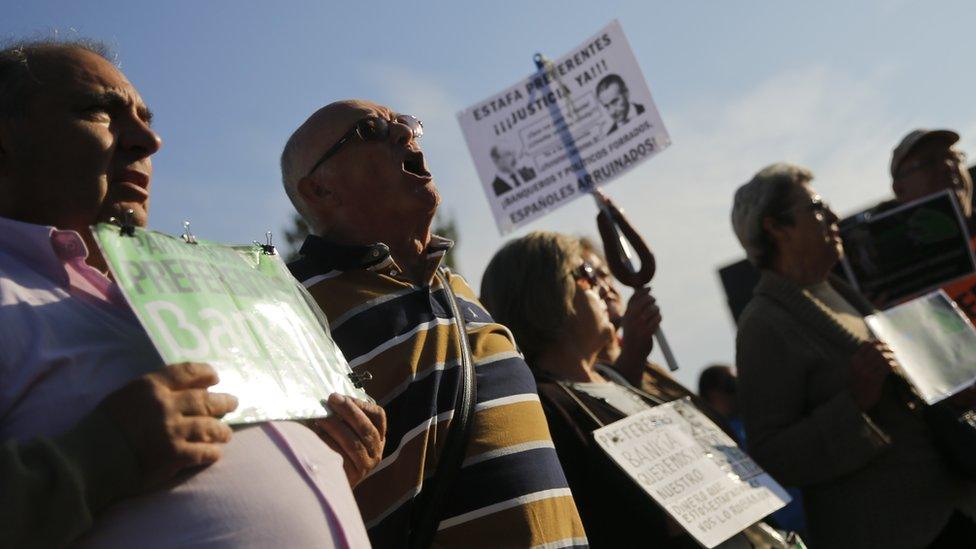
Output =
[
  {"x1": 0, "y1": 362, "x2": 238, "y2": 548},
  {"x1": 737, "y1": 315, "x2": 890, "y2": 486},
  {"x1": 0, "y1": 409, "x2": 138, "y2": 548}
]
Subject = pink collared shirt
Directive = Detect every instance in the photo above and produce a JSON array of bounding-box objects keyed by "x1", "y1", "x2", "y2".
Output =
[{"x1": 0, "y1": 216, "x2": 370, "y2": 548}]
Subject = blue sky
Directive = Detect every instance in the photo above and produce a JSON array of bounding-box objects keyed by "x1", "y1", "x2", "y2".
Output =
[{"x1": 6, "y1": 1, "x2": 975, "y2": 388}]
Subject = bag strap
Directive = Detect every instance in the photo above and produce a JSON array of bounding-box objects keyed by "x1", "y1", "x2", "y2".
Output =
[{"x1": 408, "y1": 269, "x2": 478, "y2": 549}]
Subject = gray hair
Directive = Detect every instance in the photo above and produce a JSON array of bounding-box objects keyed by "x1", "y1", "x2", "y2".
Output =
[
  {"x1": 0, "y1": 37, "x2": 113, "y2": 119},
  {"x1": 731, "y1": 162, "x2": 813, "y2": 269},
  {"x1": 280, "y1": 120, "x2": 326, "y2": 234}
]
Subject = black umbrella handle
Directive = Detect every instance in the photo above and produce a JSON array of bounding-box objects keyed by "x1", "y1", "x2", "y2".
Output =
[
  {"x1": 593, "y1": 192, "x2": 655, "y2": 286},
  {"x1": 592, "y1": 192, "x2": 679, "y2": 371}
]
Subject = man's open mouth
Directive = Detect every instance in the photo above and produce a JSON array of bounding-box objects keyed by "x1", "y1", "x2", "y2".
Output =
[{"x1": 403, "y1": 151, "x2": 432, "y2": 179}]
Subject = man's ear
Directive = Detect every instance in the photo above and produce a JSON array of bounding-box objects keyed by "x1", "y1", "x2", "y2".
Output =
[
  {"x1": 762, "y1": 216, "x2": 788, "y2": 243},
  {"x1": 297, "y1": 175, "x2": 338, "y2": 206}
]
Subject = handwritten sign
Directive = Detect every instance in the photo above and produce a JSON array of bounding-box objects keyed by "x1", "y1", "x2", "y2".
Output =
[
  {"x1": 457, "y1": 20, "x2": 670, "y2": 234},
  {"x1": 593, "y1": 399, "x2": 790, "y2": 548},
  {"x1": 93, "y1": 224, "x2": 369, "y2": 424}
]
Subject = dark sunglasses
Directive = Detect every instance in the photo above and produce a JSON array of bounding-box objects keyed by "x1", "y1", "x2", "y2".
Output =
[
  {"x1": 305, "y1": 114, "x2": 423, "y2": 178},
  {"x1": 572, "y1": 261, "x2": 600, "y2": 288}
]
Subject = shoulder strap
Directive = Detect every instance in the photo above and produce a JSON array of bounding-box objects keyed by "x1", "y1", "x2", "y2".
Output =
[
  {"x1": 408, "y1": 269, "x2": 478, "y2": 549},
  {"x1": 554, "y1": 380, "x2": 608, "y2": 428}
]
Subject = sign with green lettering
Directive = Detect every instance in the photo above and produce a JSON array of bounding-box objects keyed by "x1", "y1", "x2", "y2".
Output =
[{"x1": 92, "y1": 223, "x2": 369, "y2": 424}]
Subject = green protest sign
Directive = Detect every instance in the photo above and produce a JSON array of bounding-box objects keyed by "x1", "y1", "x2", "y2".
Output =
[
  {"x1": 866, "y1": 289, "x2": 976, "y2": 404},
  {"x1": 93, "y1": 223, "x2": 368, "y2": 424}
]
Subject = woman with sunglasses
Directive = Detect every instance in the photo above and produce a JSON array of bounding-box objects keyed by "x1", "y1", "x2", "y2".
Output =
[
  {"x1": 732, "y1": 163, "x2": 976, "y2": 548},
  {"x1": 481, "y1": 231, "x2": 783, "y2": 548}
]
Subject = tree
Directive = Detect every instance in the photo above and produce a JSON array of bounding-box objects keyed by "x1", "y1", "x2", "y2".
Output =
[
  {"x1": 280, "y1": 212, "x2": 310, "y2": 263},
  {"x1": 432, "y1": 210, "x2": 460, "y2": 273}
]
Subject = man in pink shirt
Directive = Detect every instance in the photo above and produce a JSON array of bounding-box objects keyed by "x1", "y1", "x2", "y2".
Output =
[{"x1": 0, "y1": 39, "x2": 381, "y2": 547}]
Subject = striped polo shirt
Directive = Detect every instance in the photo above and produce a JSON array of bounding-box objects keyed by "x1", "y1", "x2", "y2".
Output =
[{"x1": 290, "y1": 234, "x2": 588, "y2": 548}]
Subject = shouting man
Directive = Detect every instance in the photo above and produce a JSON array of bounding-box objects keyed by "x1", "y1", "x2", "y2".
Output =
[{"x1": 282, "y1": 100, "x2": 588, "y2": 548}]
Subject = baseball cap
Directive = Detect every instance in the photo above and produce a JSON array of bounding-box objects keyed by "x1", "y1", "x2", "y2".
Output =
[{"x1": 890, "y1": 129, "x2": 960, "y2": 178}]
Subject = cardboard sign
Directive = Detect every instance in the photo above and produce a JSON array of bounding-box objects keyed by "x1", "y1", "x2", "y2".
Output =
[
  {"x1": 839, "y1": 191, "x2": 976, "y2": 303},
  {"x1": 457, "y1": 20, "x2": 670, "y2": 234},
  {"x1": 593, "y1": 399, "x2": 790, "y2": 548},
  {"x1": 93, "y1": 224, "x2": 369, "y2": 424},
  {"x1": 866, "y1": 290, "x2": 976, "y2": 405}
]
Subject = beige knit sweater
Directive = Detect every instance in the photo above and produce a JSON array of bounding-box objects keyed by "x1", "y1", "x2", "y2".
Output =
[{"x1": 736, "y1": 271, "x2": 971, "y2": 549}]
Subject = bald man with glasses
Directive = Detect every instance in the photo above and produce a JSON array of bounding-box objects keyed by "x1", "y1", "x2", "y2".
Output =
[{"x1": 282, "y1": 100, "x2": 588, "y2": 548}]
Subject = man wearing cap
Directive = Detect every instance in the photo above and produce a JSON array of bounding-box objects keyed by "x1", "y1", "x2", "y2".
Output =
[
  {"x1": 891, "y1": 128, "x2": 972, "y2": 223},
  {"x1": 282, "y1": 99, "x2": 588, "y2": 548},
  {"x1": 889, "y1": 129, "x2": 976, "y2": 321}
]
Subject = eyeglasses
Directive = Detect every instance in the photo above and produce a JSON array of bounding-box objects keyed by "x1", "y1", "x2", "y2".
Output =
[
  {"x1": 305, "y1": 114, "x2": 424, "y2": 178},
  {"x1": 896, "y1": 150, "x2": 968, "y2": 179},
  {"x1": 806, "y1": 197, "x2": 834, "y2": 222},
  {"x1": 782, "y1": 196, "x2": 833, "y2": 223},
  {"x1": 571, "y1": 261, "x2": 600, "y2": 289}
]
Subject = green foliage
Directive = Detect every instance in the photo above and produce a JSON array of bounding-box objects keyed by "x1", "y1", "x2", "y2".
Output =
[
  {"x1": 433, "y1": 211, "x2": 460, "y2": 273},
  {"x1": 281, "y1": 212, "x2": 310, "y2": 262}
]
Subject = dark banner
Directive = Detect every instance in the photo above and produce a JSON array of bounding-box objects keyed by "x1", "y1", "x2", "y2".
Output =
[{"x1": 839, "y1": 191, "x2": 976, "y2": 303}]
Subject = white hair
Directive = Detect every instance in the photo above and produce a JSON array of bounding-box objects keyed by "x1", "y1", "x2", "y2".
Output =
[
  {"x1": 280, "y1": 124, "x2": 326, "y2": 234},
  {"x1": 731, "y1": 162, "x2": 813, "y2": 268}
]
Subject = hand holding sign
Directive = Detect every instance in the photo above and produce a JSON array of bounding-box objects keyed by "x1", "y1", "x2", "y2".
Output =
[
  {"x1": 849, "y1": 341, "x2": 896, "y2": 411},
  {"x1": 93, "y1": 224, "x2": 370, "y2": 424},
  {"x1": 306, "y1": 393, "x2": 387, "y2": 487},
  {"x1": 594, "y1": 189, "x2": 680, "y2": 371},
  {"x1": 617, "y1": 288, "x2": 663, "y2": 374},
  {"x1": 98, "y1": 362, "x2": 239, "y2": 488}
]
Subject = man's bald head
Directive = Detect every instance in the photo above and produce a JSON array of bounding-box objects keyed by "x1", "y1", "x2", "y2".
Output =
[
  {"x1": 281, "y1": 100, "x2": 381, "y2": 228},
  {"x1": 280, "y1": 99, "x2": 438, "y2": 245}
]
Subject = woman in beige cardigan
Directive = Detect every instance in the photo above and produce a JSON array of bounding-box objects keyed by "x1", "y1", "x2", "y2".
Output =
[{"x1": 731, "y1": 163, "x2": 975, "y2": 548}]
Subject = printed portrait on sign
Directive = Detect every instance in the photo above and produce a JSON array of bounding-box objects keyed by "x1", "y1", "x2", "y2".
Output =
[
  {"x1": 596, "y1": 73, "x2": 645, "y2": 136},
  {"x1": 489, "y1": 144, "x2": 537, "y2": 196}
]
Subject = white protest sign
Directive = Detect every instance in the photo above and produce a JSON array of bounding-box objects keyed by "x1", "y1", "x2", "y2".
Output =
[
  {"x1": 457, "y1": 20, "x2": 670, "y2": 235},
  {"x1": 593, "y1": 399, "x2": 790, "y2": 549}
]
